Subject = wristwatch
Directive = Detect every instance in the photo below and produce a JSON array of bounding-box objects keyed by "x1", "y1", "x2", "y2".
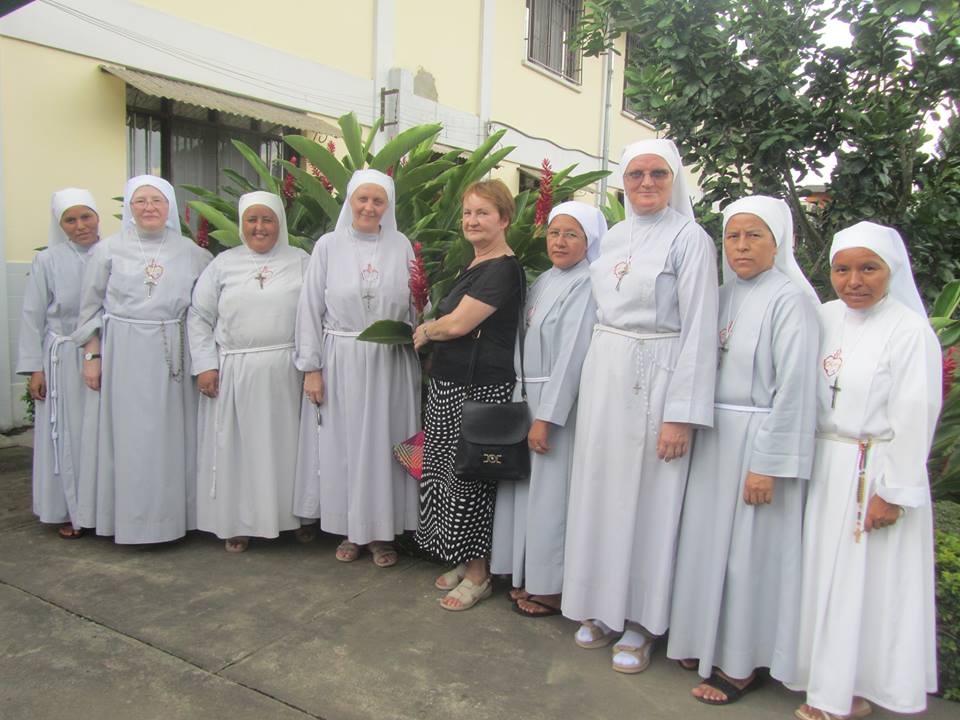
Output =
[{"x1": 84, "y1": 352, "x2": 101, "y2": 361}]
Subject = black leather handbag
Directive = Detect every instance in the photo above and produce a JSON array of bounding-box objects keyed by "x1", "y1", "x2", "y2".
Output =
[{"x1": 453, "y1": 260, "x2": 531, "y2": 482}]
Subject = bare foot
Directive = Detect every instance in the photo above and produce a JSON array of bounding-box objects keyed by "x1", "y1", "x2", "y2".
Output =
[
  {"x1": 691, "y1": 670, "x2": 756, "y2": 703},
  {"x1": 515, "y1": 593, "x2": 561, "y2": 616},
  {"x1": 508, "y1": 587, "x2": 531, "y2": 602}
]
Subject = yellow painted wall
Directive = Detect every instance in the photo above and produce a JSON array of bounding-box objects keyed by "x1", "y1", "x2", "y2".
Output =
[
  {"x1": 0, "y1": 39, "x2": 126, "y2": 262},
  {"x1": 490, "y1": 1, "x2": 602, "y2": 154},
  {"x1": 394, "y1": 0, "x2": 481, "y2": 114},
  {"x1": 133, "y1": 0, "x2": 375, "y2": 78}
]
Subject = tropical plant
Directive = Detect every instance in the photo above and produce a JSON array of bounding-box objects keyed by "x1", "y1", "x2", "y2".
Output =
[
  {"x1": 930, "y1": 280, "x2": 960, "y2": 501},
  {"x1": 184, "y1": 112, "x2": 608, "y2": 313}
]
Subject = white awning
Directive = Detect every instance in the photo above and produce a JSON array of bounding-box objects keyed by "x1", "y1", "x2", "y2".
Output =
[{"x1": 101, "y1": 65, "x2": 339, "y2": 136}]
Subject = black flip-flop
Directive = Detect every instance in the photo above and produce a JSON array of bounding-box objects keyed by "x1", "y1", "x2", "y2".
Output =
[
  {"x1": 512, "y1": 597, "x2": 561, "y2": 618},
  {"x1": 694, "y1": 671, "x2": 762, "y2": 706}
]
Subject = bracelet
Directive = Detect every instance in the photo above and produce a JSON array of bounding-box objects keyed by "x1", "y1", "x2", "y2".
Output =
[
  {"x1": 423, "y1": 323, "x2": 432, "y2": 341},
  {"x1": 84, "y1": 352, "x2": 101, "y2": 361}
]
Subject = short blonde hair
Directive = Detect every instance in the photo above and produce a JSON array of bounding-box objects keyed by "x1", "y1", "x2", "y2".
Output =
[{"x1": 463, "y1": 180, "x2": 515, "y2": 226}]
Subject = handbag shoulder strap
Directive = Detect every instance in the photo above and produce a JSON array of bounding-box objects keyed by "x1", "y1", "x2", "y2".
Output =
[{"x1": 464, "y1": 257, "x2": 527, "y2": 399}]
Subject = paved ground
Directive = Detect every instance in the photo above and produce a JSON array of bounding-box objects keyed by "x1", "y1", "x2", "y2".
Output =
[{"x1": 0, "y1": 431, "x2": 955, "y2": 720}]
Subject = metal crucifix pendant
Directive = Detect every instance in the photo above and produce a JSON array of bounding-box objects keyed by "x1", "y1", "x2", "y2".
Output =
[
  {"x1": 361, "y1": 291, "x2": 375, "y2": 310},
  {"x1": 255, "y1": 271, "x2": 267, "y2": 289},
  {"x1": 829, "y1": 379, "x2": 841, "y2": 409},
  {"x1": 145, "y1": 278, "x2": 157, "y2": 298}
]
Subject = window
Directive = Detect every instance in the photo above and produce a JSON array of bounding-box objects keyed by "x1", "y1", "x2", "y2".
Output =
[
  {"x1": 622, "y1": 32, "x2": 642, "y2": 115},
  {"x1": 526, "y1": 0, "x2": 582, "y2": 84},
  {"x1": 126, "y1": 87, "x2": 287, "y2": 231},
  {"x1": 518, "y1": 168, "x2": 542, "y2": 194}
]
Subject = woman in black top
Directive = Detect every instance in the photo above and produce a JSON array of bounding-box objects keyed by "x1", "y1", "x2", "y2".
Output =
[{"x1": 413, "y1": 179, "x2": 523, "y2": 611}]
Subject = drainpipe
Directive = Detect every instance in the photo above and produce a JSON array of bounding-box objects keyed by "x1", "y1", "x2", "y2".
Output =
[{"x1": 597, "y1": 20, "x2": 614, "y2": 209}]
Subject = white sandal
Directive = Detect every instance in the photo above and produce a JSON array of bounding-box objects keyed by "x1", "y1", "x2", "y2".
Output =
[
  {"x1": 574, "y1": 619, "x2": 617, "y2": 649},
  {"x1": 434, "y1": 563, "x2": 467, "y2": 590},
  {"x1": 439, "y1": 576, "x2": 492, "y2": 611}
]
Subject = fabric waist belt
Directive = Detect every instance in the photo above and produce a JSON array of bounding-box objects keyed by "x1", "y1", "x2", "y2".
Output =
[
  {"x1": 104, "y1": 313, "x2": 182, "y2": 325},
  {"x1": 324, "y1": 327, "x2": 361, "y2": 338},
  {"x1": 221, "y1": 342, "x2": 294, "y2": 357},
  {"x1": 594, "y1": 324, "x2": 681, "y2": 341},
  {"x1": 715, "y1": 402, "x2": 771, "y2": 413},
  {"x1": 517, "y1": 375, "x2": 550, "y2": 384},
  {"x1": 46, "y1": 332, "x2": 73, "y2": 476},
  {"x1": 816, "y1": 432, "x2": 892, "y2": 445}
]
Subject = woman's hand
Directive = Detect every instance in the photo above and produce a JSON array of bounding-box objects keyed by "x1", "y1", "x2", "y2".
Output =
[
  {"x1": 28, "y1": 371, "x2": 46, "y2": 401},
  {"x1": 657, "y1": 422, "x2": 690, "y2": 462},
  {"x1": 413, "y1": 322, "x2": 432, "y2": 351},
  {"x1": 528, "y1": 420, "x2": 551, "y2": 455},
  {"x1": 197, "y1": 370, "x2": 219, "y2": 399},
  {"x1": 304, "y1": 371, "x2": 325, "y2": 405},
  {"x1": 83, "y1": 358, "x2": 101, "y2": 391},
  {"x1": 743, "y1": 472, "x2": 774, "y2": 505},
  {"x1": 864, "y1": 494, "x2": 902, "y2": 532}
]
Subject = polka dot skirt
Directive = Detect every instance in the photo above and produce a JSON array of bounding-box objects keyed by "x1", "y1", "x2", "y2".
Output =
[{"x1": 415, "y1": 376, "x2": 515, "y2": 564}]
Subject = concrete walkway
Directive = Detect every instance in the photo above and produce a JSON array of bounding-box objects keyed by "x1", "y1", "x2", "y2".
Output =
[{"x1": 0, "y1": 436, "x2": 955, "y2": 720}]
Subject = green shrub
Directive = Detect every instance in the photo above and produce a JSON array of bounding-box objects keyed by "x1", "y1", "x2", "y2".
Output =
[{"x1": 936, "y1": 501, "x2": 960, "y2": 701}]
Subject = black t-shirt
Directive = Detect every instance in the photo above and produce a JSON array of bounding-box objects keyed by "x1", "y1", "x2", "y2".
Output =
[{"x1": 429, "y1": 255, "x2": 523, "y2": 385}]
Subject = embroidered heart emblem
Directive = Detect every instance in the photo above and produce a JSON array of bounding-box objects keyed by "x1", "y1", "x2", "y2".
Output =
[{"x1": 822, "y1": 349, "x2": 842, "y2": 377}]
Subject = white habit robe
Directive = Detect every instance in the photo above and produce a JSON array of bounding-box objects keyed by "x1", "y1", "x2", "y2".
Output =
[
  {"x1": 293, "y1": 226, "x2": 420, "y2": 544},
  {"x1": 667, "y1": 267, "x2": 818, "y2": 681},
  {"x1": 16, "y1": 241, "x2": 96, "y2": 526},
  {"x1": 490, "y1": 259, "x2": 596, "y2": 594},
  {"x1": 77, "y1": 228, "x2": 212, "y2": 543},
  {"x1": 789, "y1": 297, "x2": 940, "y2": 715},
  {"x1": 561, "y1": 206, "x2": 719, "y2": 634},
  {"x1": 189, "y1": 243, "x2": 308, "y2": 539}
]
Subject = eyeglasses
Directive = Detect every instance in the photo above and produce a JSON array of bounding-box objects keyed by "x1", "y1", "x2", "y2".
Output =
[
  {"x1": 546, "y1": 229, "x2": 586, "y2": 242},
  {"x1": 624, "y1": 169, "x2": 671, "y2": 183},
  {"x1": 131, "y1": 196, "x2": 169, "y2": 208}
]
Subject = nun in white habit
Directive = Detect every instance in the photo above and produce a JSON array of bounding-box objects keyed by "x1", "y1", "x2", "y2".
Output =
[
  {"x1": 189, "y1": 191, "x2": 309, "y2": 552},
  {"x1": 17, "y1": 189, "x2": 101, "y2": 537},
  {"x1": 490, "y1": 201, "x2": 604, "y2": 616},
  {"x1": 294, "y1": 169, "x2": 420, "y2": 567},
  {"x1": 666, "y1": 196, "x2": 820, "y2": 703},
  {"x1": 789, "y1": 222, "x2": 940, "y2": 720},
  {"x1": 77, "y1": 175, "x2": 212, "y2": 544},
  {"x1": 561, "y1": 139, "x2": 719, "y2": 673}
]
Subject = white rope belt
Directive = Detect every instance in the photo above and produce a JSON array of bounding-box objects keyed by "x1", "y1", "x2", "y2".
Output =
[
  {"x1": 220, "y1": 342, "x2": 294, "y2": 357},
  {"x1": 103, "y1": 313, "x2": 182, "y2": 325},
  {"x1": 816, "y1": 432, "x2": 892, "y2": 445},
  {"x1": 46, "y1": 332, "x2": 72, "y2": 476},
  {"x1": 208, "y1": 341, "x2": 296, "y2": 499},
  {"x1": 324, "y1": 327, "x2": 362, "y2": 338},
  {"x1": 518, "y1": 375, "x2": 551, "y2": 384},
  {"x1": 594, "y1": 324, "x2": 681, "y2": 342},
  {"x1": 715, "y1": 402, "x2": 771, "y2": 414}
]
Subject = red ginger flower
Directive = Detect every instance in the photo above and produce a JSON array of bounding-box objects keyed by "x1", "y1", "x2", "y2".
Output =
[
  {"x1": 195, "y1": 217, "x2": 210, "y2": 248},
  {"x1": 408, "y1": 241, "x2": 430, "y2": 317},
  {"x1": 534, "y1": 158, "x2": 554, "y2": 226},
  {"x1": 944, "y1": 346, "x2": 958, "y2": 400},
  {"x1": 184, "y1": 205, "x2": 191, "y2": 223}
]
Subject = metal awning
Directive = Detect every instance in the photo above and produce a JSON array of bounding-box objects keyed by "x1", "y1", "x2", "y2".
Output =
[{"x1": 101, "y1": 65, "x2": 339, "y2": 136}]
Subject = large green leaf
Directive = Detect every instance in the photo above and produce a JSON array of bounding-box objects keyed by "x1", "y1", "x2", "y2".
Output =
[
  {"x1": 284, "y1": 135, "x2": 351, "y2": 196},
  {"x1": 370, "y1": 124, "x2": 443, "y2": 173},
  {"x1": 338, "y1": 112, "x2": 366, "y2": 169},
  {"x1": 188, "y1": 200, "x2": 239, "y2": 235},
  {"x1": 361, "y1": 116, "x2": 385, "y2": 161},
  {"x1": 230, "y1": 140, "x2": 280, "y2": 194},
  {"x1": 279, "y1": 160, "x2": 341, "y2": 221},
  {"x1": 932, "y1": 279, "x2": 960, "y2": 320},
  {"x1": 356, "y1": 319, "x2": 414, "y2": 344},
  {"x1": 209, "y1": 228, "x2": 241, "y2": 247}
]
